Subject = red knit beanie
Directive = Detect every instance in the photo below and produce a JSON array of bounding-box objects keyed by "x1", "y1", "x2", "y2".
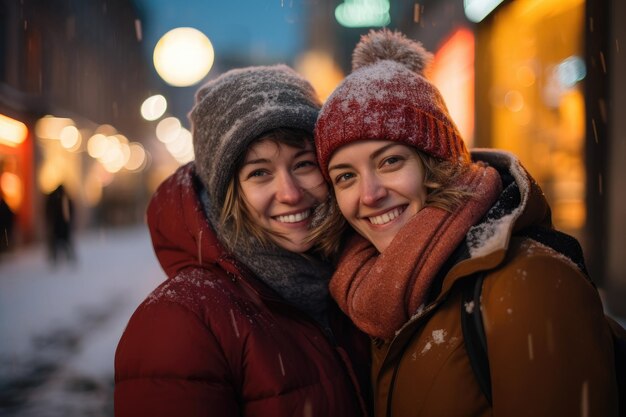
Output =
[{"x1": 315, "y1": 29, "x2": 470, "y2": 180}]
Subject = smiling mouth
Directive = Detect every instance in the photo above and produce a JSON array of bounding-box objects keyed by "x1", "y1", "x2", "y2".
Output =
[
  {"x1": 274, "y1": 209, "x2": 311, "y2": 224},
  {"x1": 368, "y1": 206, "x2": 406, "y2": 225}
]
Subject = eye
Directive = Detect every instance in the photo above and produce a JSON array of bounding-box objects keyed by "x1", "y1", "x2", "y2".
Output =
[
  {"x1": 334, "y1": 172, "x2": 355, "y2": 184},
  {"x1": 382, "y1": 156, "x2": 402, "y2": 166},
  {"x1": 247, "y1": 169, "x2": 269, "y2": 179},
  {"x1": 294, "y1": 160, "x2": 317, "y2": 170}
]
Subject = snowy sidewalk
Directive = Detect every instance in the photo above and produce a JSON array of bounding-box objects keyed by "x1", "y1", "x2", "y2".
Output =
[{"x1": 0, "y1": 225, "x2": 164, "y2": 417}]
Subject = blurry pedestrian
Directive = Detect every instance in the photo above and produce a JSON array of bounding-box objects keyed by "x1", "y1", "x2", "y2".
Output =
[
  {"x1": 312, "y1": 30, "x2": 619, "y2": 417},
  {"x1": 114, "y1": 65, "x2": 371, "y2": 417},
  {"x1": 44, "y1": 184, "x2": 76, "y2": 265}
]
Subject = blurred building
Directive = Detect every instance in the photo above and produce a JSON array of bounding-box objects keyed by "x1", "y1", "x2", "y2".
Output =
[
  {"x1": 2, "y1": 0, "x2": 623, "y2": 312},
  {"x1": 305, "y1": 0, "x2": 624, "y2": 313},
  {"x1": 0, "y1": 0, "x2": 158, "y2": 248}
]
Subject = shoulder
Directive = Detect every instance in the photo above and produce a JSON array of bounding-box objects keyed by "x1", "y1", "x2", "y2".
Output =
[
  {"x1": 481, "y1": 236, "x2": 606, "y2": 338},
  {"x1": 119, "y1": 268, "x2": 226, "y2": 349},
  {"x1": 477, "y1": 242, "x2": 618, "y2": 416},
  {"x1": 486, "y1": 237, "x2": 596, "y2": 299},
  {"x1": 119, "y1": 267, "x2": 236, "y2": 350},
  {"x1": 143, "y1": 267, "x2": 230, "y2": 309},
  {"x1": 115, "y1": 267, "x2": 240, "y2": 378}
]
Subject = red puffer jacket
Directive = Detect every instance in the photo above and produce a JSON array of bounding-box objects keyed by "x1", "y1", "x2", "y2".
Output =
[{"x1": 114, "y1": 164, "x2": 371, "y2": 417}]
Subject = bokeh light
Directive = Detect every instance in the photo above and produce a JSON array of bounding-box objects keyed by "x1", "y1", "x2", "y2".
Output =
[
  {"x1": 0, "y1": 171, "x2": 23, "y2": 211},
  {"x1": 156, "y1": 117, "x2": 182, "y2": 143},
  {"x1": 141, "y1": 94, "x2": 168, "y2": 121},
  {"x1": 59, "y1": 125, "x2": 81, "y2": 151},
  {"x1": 0, "y1": 114, "x2": 28, "y2": 147},
  {"x1": 125, "y1": 143, "x2": 147, "y2": 171},
  {"x1": 335, "y1": 0, "x2": 390, "y2": 28},
  {"x1": 35, "y1": 116, "x2": 74, "y2": 140},
  {"x1": 153, "y1": 27, "x2": 214, "y2": 87}
]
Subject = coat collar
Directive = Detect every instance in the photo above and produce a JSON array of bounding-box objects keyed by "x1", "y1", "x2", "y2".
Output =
[
  {"x1": 145, "y1": 163, "x2": 287, "y2": 303},
  {"x1": 437, "y1": 149, "x2": 552, "y2": 295}
]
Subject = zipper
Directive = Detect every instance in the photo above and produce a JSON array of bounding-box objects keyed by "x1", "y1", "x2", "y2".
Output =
[{"x1": 383, "y1": 302, "x2": 440, "y2": 417}]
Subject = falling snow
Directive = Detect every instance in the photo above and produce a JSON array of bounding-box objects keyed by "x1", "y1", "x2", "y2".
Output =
[
  {"x1": 527, "y1": 333, "x2": 534, "y2": 361},
  {"x1": 278, "y1": 353, "x2": 285, "y2": 376},
  {"x1": 581, "y1": 380, "x2": 589, "y2": 417},
  {"x1": 230, "y1": 309, "x2": 240, "y2": 338}
]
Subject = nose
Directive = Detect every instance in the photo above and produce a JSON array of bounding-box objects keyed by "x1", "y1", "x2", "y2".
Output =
[
  {"x1": 360, "y1": 173, "x2": 387, "y2": 206},
  {"x1": 275, "y1": 171, "x2": 303, "y2": 205}
]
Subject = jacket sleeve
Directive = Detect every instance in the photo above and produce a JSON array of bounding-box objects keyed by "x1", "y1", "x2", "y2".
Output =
[
  {"x1": 114, "y1": 300, "x2": 239, "y2": 417},
  {"x1": 482, "y1": 247, "x2": 618, "y2": 417}
]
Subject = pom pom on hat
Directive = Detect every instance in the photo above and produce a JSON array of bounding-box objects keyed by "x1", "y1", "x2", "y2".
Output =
[
  {"x1": 352, "y1": 29, "x2": 433, "y2": 75},
  {"x1": 315, "y1": 30, "x2": 469, "y2": 181}
]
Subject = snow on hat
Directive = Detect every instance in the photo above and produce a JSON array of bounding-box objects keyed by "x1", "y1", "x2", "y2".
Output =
[
  {"x1": 190, "y1": 64, "x2": 321, "y2": 208},
  {"x1": 315, "y1": 29, "x2": 470, "y2": 180}
]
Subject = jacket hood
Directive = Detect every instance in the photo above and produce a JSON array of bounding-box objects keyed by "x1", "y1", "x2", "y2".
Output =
[
  {"x1": 443, "y1": 149, "x2": 553, "y2": 281},
  {"x1": 146, "y1": 163, "x2": 226, "y2": 279},
  {"x1": 467, "y1": 149, "x2": 552, "y2": 257}
]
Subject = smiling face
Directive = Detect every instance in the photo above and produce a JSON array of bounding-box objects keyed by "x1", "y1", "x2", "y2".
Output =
[
  {"x1": 238, "y1": 138, "x2": 328, "y2": 253},
  {"x1": 328, "y1": 140, "x2": 428, "y2": 253}
]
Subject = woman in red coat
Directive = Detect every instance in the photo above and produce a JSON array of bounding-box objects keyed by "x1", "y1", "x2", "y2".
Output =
[{"x1": 114, "y1": 65, "x2": 370, "y2": 417}]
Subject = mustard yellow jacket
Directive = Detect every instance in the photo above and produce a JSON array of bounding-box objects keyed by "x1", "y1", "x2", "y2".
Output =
[{"x1": 371, "y1": 150, "x2": 618, "y2": 417}]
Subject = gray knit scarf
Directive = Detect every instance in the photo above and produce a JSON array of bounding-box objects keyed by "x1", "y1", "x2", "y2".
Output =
[{"x1": 200, "y1": 188, "x2": 333, "y2": 330}]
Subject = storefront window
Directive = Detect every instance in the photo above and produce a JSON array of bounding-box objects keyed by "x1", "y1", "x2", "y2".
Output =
[{"x1": 489, "y1": 0, "x2": 585, "y2": 236}]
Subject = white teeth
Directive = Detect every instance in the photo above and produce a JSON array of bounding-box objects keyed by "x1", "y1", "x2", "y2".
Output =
[
  {"x1": 275, "y1": 210, "x2": 310, "y2": 224},
  {"x1": 369, "y1": 207, "x2": 403, "y2": 225}
]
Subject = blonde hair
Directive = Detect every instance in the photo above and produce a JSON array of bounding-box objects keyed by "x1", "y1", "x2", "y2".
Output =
[
  {"x1": 219, "y1": 128, "x2": 315, "y2": 249},
  {"x1": 310, "y1": 149, "x2": 473, "y2": 259}
]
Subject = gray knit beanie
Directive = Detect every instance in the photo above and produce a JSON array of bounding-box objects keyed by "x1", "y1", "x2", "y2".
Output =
[{"x1": 189, "y1": 64, "x2": 321, "y2": 212}]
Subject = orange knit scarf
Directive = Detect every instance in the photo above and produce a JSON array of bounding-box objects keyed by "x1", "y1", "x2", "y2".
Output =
[{"x1": 330, "y1": 163, "x2": 503, "y2": 339}]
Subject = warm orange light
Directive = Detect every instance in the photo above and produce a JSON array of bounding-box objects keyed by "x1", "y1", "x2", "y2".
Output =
[
  {"x1": 0, "y1": 172, "x2": 23, "y2": 211},
  {"x1": 431, "y1": 28, "x2": 475, "y2": 147},
  {"x1": 35, "y1": 116, "x2": 74, "y2": 140},
  {"x1": 295, "y1": 51, "x2": 345, "y2": 102},
  {"x1": 0, "y1": 114, "x2": 28, "y2": 147},
  {"x1": 38, "y1": 159, "x2": 64, "y2": 194}
]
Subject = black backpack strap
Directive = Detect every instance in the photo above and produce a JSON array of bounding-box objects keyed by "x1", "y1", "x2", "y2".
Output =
[{"x1": 461, "y1": 272, "x2": 493, "y2": 405}]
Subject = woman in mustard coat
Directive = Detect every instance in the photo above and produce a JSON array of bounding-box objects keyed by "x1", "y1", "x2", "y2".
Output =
[{"x1": 313, "y1": 29, "x2": 618, "y2": 417}]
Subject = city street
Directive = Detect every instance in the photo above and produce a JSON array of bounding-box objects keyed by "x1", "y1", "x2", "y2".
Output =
[{"x1": 0, "y1": 226, "x2": 164, "y2": 417}]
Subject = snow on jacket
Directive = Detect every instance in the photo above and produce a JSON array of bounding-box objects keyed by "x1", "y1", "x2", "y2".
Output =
[
  {"x1": 366, "y1": 150, "x2": 618, "y2": 417},
  {"x1": 114, "y1": 163, "x2": 371, "y2": 417}
]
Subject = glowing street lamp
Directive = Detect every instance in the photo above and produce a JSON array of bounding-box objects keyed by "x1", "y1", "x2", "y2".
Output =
[{"x1": 153, "y1": 27, "x2": 214, "y2": 87}]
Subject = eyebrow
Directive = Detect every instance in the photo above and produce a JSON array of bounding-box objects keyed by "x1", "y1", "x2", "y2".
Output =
[
  {"x1": 328, "y1": 142, "x2": 401, "y2": 172},
  {"x1": 241, "y1": 148, "x2": 315, "y2": 167}
]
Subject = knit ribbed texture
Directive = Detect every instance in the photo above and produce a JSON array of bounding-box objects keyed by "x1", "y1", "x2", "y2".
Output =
[
  {"x1": 315, "y1": 30, "x2": 469, "y2": 180},
  {"x1": 190, "y1": 64, "x2": 321, "y2": 218}
]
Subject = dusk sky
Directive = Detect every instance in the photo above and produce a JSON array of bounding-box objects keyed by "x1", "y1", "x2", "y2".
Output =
[{"x1": 133, "y1": 0, "x2": 308, "y2": 65}]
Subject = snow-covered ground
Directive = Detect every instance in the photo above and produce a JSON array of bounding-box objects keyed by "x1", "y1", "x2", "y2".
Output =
[{"x1": 0, "y1": 225, "x2": 165, "y2": 417}]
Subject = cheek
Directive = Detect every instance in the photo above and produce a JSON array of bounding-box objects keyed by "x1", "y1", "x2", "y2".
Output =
[{"x1": 240, "y1": 186, "x2": 269, "y2": 217}]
